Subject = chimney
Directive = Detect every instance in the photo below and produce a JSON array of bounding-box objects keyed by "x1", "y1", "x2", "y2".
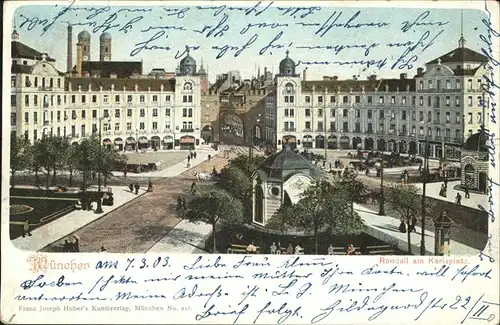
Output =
[
  {"x1": 400, "y1": 73, "x2": 407, "y2": 79},
  {"x1": 333, "y1": 76, "x2": 338, "y2": 80},
  {"x1": 76, "y1": 42, "x2": 83, "y2": 77},
  {"x1": 303, "y1": 68, "x2": 307, "y2": 81},
  {"x1": 417, "y1": 67, "x2": 424, "y2": 76},
  {"x1": 352, "y1": 75, "x2": 357, "y2": 80},
  {"x1": 67, "y1": 24, "x2": 73, "y2": 73}
]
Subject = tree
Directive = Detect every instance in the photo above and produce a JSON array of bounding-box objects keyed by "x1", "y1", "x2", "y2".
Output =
[
  {"x1": 385, "y1": 183, "x2": 435, "y2": 254},
  {"x1": 217, "y1": 165, "x2": 252, "y2": 219},
  {"x1": 65, "y1": 142, "x2": 80, "y2": 187},
  {"x1": 338, "y1": 171, "x2": 369, "y2": 214},
  {"x1": 267, "y1": 180, "x2": 365, "y2": 254},
  {"x1": 10, "y1": 136, "x2": 32, "y2": 188},
  {"x1": 33, "y1": 134, "x2": 61, "y2": 190},
  {"x1": 100, "y1": 147, "x2": 127, "y2": 187},
  {"x1": 76, "y1": 136, "x2": 100, "y2": 192},
  {"x1": 266, "y1": 204, "x2": 295, "y2": 233},
  {"x1": 186, "y1": 188, "x2": 244, "y2": 253},
  {"x1": 227, "y1": 154, "x2": 266, "y2": 178},
  {"x1": 52, "y1": 136, "x2": 70, "y2": 184}
]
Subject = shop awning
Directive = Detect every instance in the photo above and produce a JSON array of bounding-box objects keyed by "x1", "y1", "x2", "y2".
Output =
[
  {"x1": 138, "y1": 138, "x2": 149, "y2": 144},
  {"x1": 163, "y1": 137, "x2": 174, "y2": 143},
  {"x1": 126, "y1": 139, "x2": 136, "y2": 144},
  {"x1": 103, "y1": 139, "x2": 112, "y2": 145},
  {"x1": 302, "y1": 137, "x2": 313, "y2": 142},
  {"x1": 180, "y1": 137, "x2": 195, "y2": 144},
  {"x1": 114, "y1": 140, "x2": 123, "y2": 145},
  {"x1": 283, "y1": 137, "x2": 296, "y2": 143}
]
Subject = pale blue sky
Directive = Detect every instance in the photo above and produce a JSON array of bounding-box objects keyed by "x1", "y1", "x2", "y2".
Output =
[{"x1": 12, "y1": 3, "x2": 488, "y2": 82}]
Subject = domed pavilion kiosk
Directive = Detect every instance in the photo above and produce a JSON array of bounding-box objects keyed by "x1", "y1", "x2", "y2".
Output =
[
  {"x1": 460, "y1": 131, "x2": 489, "y2": 192},
  {"x1": 251, "y1": 147, "x2": 324, "y2": 226}
]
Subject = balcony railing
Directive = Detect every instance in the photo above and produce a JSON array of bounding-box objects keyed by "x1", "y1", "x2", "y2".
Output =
[
  {"x1": 181, "y1": 128, "x2": 194, "y2": 133},
  {"x1": 114, "y1": 131, "x2": 122, "y2": 135},
  {"x1": 435, "y1": 135, "x2": 442, "y2": 141},
  {"x1": 43, "y1": 121, "x2": 50, "y2": 126},
  {"x1": 398, "y1": 131, "x2": 407, "y2": 136},
  {"x1": 164, "y1": 129, "x2": 172, "y2": 133},
  {"x1": 282, "y1": 128, "x2": 296, "y2": 132},
  {"x1": 328, "y1": 129, "x2": 337, "y2": 132},
  {"x1": 316, "y1": 129, "x2": 324, "y2": 132},
  {"x1": 151, "y1": 129, "x2": 159, "y2": 134},
  {"x1": 38, "y1": 87, "x2": 55, "y2": 91}
]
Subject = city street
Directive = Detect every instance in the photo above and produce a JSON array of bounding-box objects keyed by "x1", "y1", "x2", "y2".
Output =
[{"x1": 41, "y1": 154, "x2": 228, "y2": 253}]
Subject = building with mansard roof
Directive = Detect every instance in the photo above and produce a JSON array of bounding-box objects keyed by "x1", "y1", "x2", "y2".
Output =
[
  {"x1": 269, "y1": 37, "x2": 490, "y2": 160},
  {"x1": 10, "y1": 29, "x2": 202, "y2": 151}
]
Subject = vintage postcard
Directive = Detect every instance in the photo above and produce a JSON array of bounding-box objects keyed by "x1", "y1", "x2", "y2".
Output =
[{"x1": 1, "y1": 0, "x2": 499, "y2": 324}]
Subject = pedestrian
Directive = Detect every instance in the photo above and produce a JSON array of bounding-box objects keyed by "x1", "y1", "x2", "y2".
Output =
[
  {"x1": 134, "y1": 181, "x2": 140, "y2": 195},
  {"x1": 398, "y1": 220, "x2": 407, "y2": 233},
  {"x1": 246, "y1": 241, "x2": 257, "y2": 254},
  {"x1": 194, "y1": 152, "x2": 197, "y2": 159},
  {"x1": 129, "y1": 183, "x2": 134, "y2": 192},
  {"x1": 147, "y1": 179, "x2": 153, "y2": 192},
  {"x1": 62, "y1": 239, "x2": 70, "y2": 252},
  {"x1": 123, "y1": 169, "x2": 127, "y2": 178},
  {"x1": 366, "y1": 168, "x2": 370, "y2": 176},
  {"x1": 73, "y1": 235, "x2": 80, "y2": 252},
  {"x1": 177, "y1": 196, "x2": 183, "y2": 210},
  {"x1": 322, "y1": 160, "x2": 326, "y2": 168},
  {"x1": 208, "y1": 154, "x2": 212, "y2": 161},
  {"x1": 22, "y1": 218, "x2": 32, "y2": 237},
  {"x1": 444, "y1": 178, "x2": 448, "y2": 190},
  {"x1": 270, "y1": 242, "x2": 277, "y2": 254},
  {"x1": 346, "y1": 244, "x2": 356, "y2": 255},
  {"x1": 286, "y1": 242, "x2": 293, "y2": 255},
  {"x1": 455, "y1": 192, "x2": 462, "y2": 206},
  {"x1": 187, "y1": 155, "x2": 191, "y2": 163},
  {"x1": 295, "y1": 244, "x2": 303, "y2": 255},
  {"x1": 328, "y1": 244, "x2": 334, "y2": 255},
  {"x1": 191, "y1": 181, "x2": 197, "y2": 194},
  {"x1": 182, "y1": 197, "x2": 187, "y2": 210},
  {"x1": 464, "y1": 186, "x2": 470, "y2": 199},
  {"x1": 100, "y1": 246, "x2": 107, "y2": 252},
  {"x1": 276, "y1": 242, "x2": 282, "y2": 255},
  {"x1": 410, "y1": 216, "x2": 417, "y2": 233}
]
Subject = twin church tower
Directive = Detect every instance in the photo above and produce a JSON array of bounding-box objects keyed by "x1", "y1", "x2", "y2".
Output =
[{"x1": 66, "y1": 25, "x2": 111, "y2": 73}]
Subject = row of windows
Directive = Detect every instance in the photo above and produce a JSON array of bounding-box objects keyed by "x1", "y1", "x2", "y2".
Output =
[
  {"x1": 18, "y1": 108, "x2": 196, "y2": 124},
  {"x1": 23, "y1": 121, "x2": 196, "y2": 141},
  {"x1": 11, "y1": 76, "x2": 62, "y2": 89},
  {"x1": 282, "y1": 108, "x2": 464, "y2": 123},
  {"x1": 282, "y1": 121, "x2": 462, "y2": 138},
  {"x1": 102, "y1": 121, "x2": 194, "y2": 132},
  {"x1": 11, "y1": 94, "x2": 196, "y2": 107},
  {"x1": 281, "y1": 94, "x2": 483, "y2": 107},
  {"x1": 418, "y1": 78, "x2": 483, "y2": 91}
]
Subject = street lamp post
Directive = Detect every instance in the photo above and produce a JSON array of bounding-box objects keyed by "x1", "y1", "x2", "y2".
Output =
[
  {"x1": 378, "y1": 149, "x2": 385, "y2": 215},
  {"x1": 135, "y1": 129, "x2": 139, "y2": 153},
  {"x1": 249, "y1": 114, "x2": 261, "y2": 158},
  {"x1": 95, "y1": 117, "x2": 105, "y2": 214},
  {"x1": 420, "y1": 136, "x2": 430, "y2": 255}
]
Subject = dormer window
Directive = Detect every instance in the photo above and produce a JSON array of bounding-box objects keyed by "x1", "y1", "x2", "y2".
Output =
[
  {"x1": 284, "y1": 83, "x2": 294, "y2": 94},
  {"x1": 183, "y1": 82, "x2": 192, "y2": 91}
]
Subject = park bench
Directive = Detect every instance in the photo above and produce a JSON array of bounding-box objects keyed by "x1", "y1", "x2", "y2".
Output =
[{"x1": 227, "y1": 243, "x2": 261, "y2": 254}]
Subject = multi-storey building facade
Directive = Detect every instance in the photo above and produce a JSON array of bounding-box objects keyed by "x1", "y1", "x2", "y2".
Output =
[
  {"x1": 273, "y1": 42, "x2": 489, "y2": 159},
  {"x1": 11, "y1": 30, "x2": 202, "y2": 151}
]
